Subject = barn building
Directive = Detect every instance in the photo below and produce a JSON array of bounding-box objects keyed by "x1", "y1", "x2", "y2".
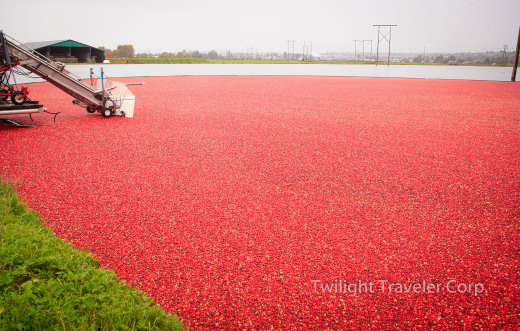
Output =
[{"x1": 24, "y1": 40, "x2": 105, "y2": 63}]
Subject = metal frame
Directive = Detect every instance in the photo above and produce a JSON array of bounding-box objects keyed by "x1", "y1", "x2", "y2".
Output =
[{"x1": 373, "y1": 25, "x2": 397, "y2": 66}]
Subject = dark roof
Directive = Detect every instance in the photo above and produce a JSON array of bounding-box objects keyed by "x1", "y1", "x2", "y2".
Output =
[{"x1": 24, "y1": 40, "x2": 98, "y2": 50}]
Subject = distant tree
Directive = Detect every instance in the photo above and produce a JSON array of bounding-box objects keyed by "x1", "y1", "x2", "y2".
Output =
[
  {"x1": 116, "y1": 45, "x2": 135, "y2": 58},
  {"x1": 208, "y1": 50, "x2": 219, "y2": 59},
  {"x1": 434, "y1": 54, "x2": 445, "y2": 63},
  {"x1": 412, "y1": 55, "x2": 423, "y2": 63},
  {"x1": 159, "y1": 52, "x2": 176, "y2": 58},
  {"x1": 98, "y1": 46, "x2": 113, "y2": 58},
  {"x1": 136, "y1": 52, "x2": 154, "y2": 58},
  {"x1": 192, "y1": 50, "x2": 201, "y2": 58}
]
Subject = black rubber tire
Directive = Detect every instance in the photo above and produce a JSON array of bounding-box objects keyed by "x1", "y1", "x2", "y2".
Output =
[
  {"x1": 86, "y1": 107, "x2": 96, "y2": 113},
  {"x1": 11, "y1": 91, "x2": 26, "y2": 105},
  {"x1": 1, "y1": 89, "x2": 8, "y2": 101},
  {"x1": 101, "y1": 108, "x2": 112, "y2": 118}
]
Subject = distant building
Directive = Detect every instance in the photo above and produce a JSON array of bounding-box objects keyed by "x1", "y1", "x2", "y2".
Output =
[{"x1": 24, "y1": 40, "x2": 105, "y2": 63}]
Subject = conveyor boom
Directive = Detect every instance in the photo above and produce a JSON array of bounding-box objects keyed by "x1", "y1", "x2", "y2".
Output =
[
  {"x1": 0, "y1": 31, "x2": 133, "y2": 117},
  {"x1": 1, "y1": 32, "x2": 113, "y2": 113}
]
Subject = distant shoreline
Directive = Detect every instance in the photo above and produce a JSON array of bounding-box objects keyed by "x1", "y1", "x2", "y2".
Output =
[
  {"x1": 15, "y1": 62, "x2": 515, "y2": 83},
  {"x1": 69, "y1": 58, "x2": 512, "y2": 67}
]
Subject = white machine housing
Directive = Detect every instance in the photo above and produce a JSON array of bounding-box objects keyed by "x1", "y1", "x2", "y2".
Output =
[{"x1": 95, "y1": 79, "x2": 136, "y2": 118}]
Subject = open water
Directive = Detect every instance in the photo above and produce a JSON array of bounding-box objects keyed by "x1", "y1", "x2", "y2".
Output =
[{"x1": 14, "y1": 63, "x2": 516, "y2": 84}]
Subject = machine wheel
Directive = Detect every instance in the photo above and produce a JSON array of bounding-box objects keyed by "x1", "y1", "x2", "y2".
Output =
[
  {"x1": 11, "y1": 91, "x2": 26, "y2": 105},
  {"x1": 101, "y1": 108, "x2": 112, "y2": 118},
  {"x1": 86, "y1": 107, "x2": 96, "y2": 113},
  {"x1": 0, "y1": 89, "x2": 8, "y2": 101}
]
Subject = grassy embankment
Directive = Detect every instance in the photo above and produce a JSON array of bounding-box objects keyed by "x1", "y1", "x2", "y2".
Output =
[
  {"x1": 0, "y1": 178, "x2": 183, "y2": 330},
  {"x1": 99, "y1": 57, "x2": 508, "y2": 66},
  {"x1": 108, "y1": 57, "x2": 210, "y2": 64},
  {"x1": 103, "y1": 58, "x2": 313, "y2": 64},
  {"x1": 99, "y1": 58, "x2": 360, "y2": 65}
]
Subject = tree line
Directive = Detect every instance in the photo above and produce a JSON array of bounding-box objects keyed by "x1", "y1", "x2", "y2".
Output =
[
  {"x1": 98, "y1": 45, "x2": 135, "y2": 58},
  {"x1": 407, "y1": 52, "x2": 517, "y2": 66},
  {"x1": 99, "y1": 44, "x2": 517, "y2": 66},
  {"x1": 98, "y1": 45, "x2": 272, "y2": 60}
]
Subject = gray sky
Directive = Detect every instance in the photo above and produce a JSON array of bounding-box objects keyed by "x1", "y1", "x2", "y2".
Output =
[{"x1": 2, "y1": 0, "x2": 519, "y2": 54}]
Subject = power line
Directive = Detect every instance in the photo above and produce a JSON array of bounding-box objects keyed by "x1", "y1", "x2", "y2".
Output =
[
  {"x1": 303, "y1": 41, "x2": 313, "y2": 61},
  {"x1": 286, "y1": 40, "x2": 295, "y2": 60},
  {"x1": 353, "y1": 40, "x2": 361, "y2": 63},
  {"x1": 502, "y1": 45, "x2": 508, "y2": 66},
  {"x1": 354, "y1": 40, "x2": 373, "y2": 63},
  {"x1": 396, "y1": 0, "x2": 433, "y2": 25},
  {"x1": 373, "y1": 25, "x2": 397, "y2": 65},
  {"x1": 363, "y1": 40, "x2": 372, "y2": 62},
  {"x1": 400, "y1": 0, "x2": 480, "y2": 29}
]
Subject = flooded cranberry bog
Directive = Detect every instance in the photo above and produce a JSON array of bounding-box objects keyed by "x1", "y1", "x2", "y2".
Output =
[{"x1": 1, "y1": 76, "x2": 519, "y2": 329}]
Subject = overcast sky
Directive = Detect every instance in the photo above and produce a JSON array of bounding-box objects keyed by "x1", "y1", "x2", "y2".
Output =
[{"x1": 2, "y1": 0, "x2": 519, "y2": 55}]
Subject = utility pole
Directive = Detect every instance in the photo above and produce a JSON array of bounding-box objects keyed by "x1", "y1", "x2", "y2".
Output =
[
  {"x1": 303, "y1": 42, "x2": 313, "y2": 61},
  {"x1": 513, "y1": 25, "x2": 520, "y2": 82},
  {"x1": 353, "y1": 40, "x2": 363, "y2": 63},
  {"x1": 353, "y1": 40, "x2": 358, "y2": 63},
  {"x1": 362, "y1": 40, "x2": 371, "y2": 62},
  {"x1": 286, "y1": 40, "x2": 295, "y2": 60},
  {"x1": 303, "y1": 42, "x2": 309, "y2": 61},
  {"x1": 502, "y1": 45, "x2": 508, "y2": 66},
  {"x1": 370, "y1": 40, "x2": 373, "y2": 62},
  {"x1": 373, "y1": 24, "x2": 397, "y2": 66}
]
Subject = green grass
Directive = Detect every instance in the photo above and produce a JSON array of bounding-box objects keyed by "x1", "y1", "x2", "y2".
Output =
[
  {"x1": 206, "y1": 59, "x2": 315, "y2": 64},
  {"x1": 0, "y1": 178, "x2": 184, "y2": 330},
  {"x1": 102, "y1": 58, "x2": 337, "y2": 64},
  {"x1": 77, "y1": 57, "x2": 507, "y2": 67},
  {"x1": 107, "y1": 57, "x2": 210, "y2": 64}
]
